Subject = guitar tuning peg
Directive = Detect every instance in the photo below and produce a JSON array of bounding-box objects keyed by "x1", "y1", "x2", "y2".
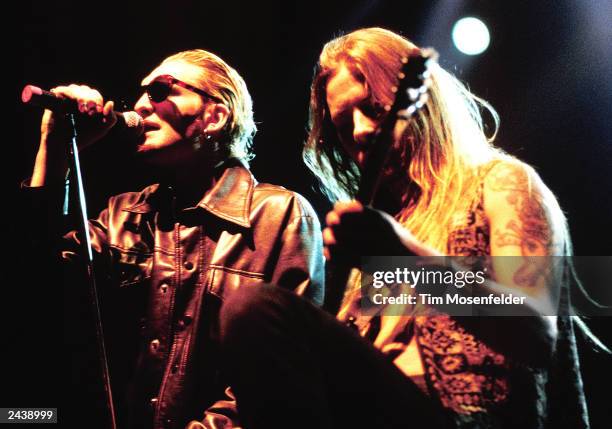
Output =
[
  {"x1": 407, "y1": 88, "x2": 420, "y2": 102},
  {"x1": 396, "y1": 109, "x2": 408, "y2": 120}
]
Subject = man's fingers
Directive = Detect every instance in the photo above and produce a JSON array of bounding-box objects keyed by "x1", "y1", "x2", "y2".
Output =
[
  {"x1": 326, "y1": 200, "x2": 363, "y2": 229},
  {"x1": 322, "y1": 227, "x2": 336, "y2": 246},
  {"x1": 50, "y1": 86, "x2": 73, "y2": 99},
  {"x1": 325, "y1": 210, "x2": 340, "y2": 226},
  {"x1": 333, "y1": 200, "x2": 363, "y2": 214},
  {"x1": 82, "y1": 89, "x2": 103, "y2": 115},
  {"x1": 50, "y1": 85, "x2": 104, "y2": 114},
  {"x1": 103, "y1": 100, "x2": 114, "y2": 116},
  {"x1": 102, "y1": 101, "x2": 117, "y2": 127},
  {"x1": 89, "y1": 89, "x2": 104, "y2": 112}
]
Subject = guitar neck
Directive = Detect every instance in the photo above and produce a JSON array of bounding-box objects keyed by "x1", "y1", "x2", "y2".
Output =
[{"x1": 322, "y1": 50, "x2": 437, "y2": 315}]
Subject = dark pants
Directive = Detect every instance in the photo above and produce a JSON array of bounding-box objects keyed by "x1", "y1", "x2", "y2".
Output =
[{"x1": 219, "y1": 284, "x2": 453, "y2": 429}]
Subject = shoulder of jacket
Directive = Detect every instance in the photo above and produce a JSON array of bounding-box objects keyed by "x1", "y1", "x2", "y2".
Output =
[
  {"x1": 107, "y1": 184, "x2": 158, "y2": 210},
  {"x1": 252, "y1": 182, "x2": 318, "y2": 220}
]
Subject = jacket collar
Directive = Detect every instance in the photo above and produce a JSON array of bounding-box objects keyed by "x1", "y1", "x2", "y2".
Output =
[{"x1": 123, "y1": 159, "x2": 256, "y2": 228}]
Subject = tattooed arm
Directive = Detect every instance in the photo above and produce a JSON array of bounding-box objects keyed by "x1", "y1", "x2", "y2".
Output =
[
  {"x1": 485, "y1": 160, "x2": 564, "y2": 310},
  {"x1": 323, "y1": 161, "x2": 565, "y2": 365},
  {"x1": 458, "y1": 160, "x2": 565, "y2": 365}
]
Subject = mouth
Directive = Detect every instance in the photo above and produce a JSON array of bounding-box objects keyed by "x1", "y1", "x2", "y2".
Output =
[
  {"x1": 135, "y1": 122, "x2": 162, "y2": 153},
  {"x1": 143, "y1": 121, "x2": 161, "y2": 134}
]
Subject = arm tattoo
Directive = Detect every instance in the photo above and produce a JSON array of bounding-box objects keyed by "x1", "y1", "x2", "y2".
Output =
[{"x1": 488, "y1": 163, "x2": 557, "y2": 287}]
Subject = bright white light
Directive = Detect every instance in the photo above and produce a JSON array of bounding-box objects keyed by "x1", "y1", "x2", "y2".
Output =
[{"x1": 452, "y1": 17, "x2": 490, "y2": 56}]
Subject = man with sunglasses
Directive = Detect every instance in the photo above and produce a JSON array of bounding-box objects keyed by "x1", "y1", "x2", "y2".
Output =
[{"x1": 25, "y1": 49, "x2": 324, "y2": 429}]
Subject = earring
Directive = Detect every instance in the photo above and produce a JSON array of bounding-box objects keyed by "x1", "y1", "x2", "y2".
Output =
[
  {"x1": 193, "y1": 135, "x2": 203, "y2": 151},
  {"x1": 194, "y1": 132, "x2": 213, "y2": 151}
]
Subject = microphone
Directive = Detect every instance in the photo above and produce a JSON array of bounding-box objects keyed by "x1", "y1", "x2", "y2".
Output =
[{"x1": 21, "y1": 85, "x2": 143, "y2": 134}]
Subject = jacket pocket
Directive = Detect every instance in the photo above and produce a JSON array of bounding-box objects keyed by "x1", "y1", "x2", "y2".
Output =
[
  {"x1": 206, "y1": 265, "x2": 265, "y2": 301},
  {"x1": 110, "y1": 246, "x2": 153, "y2": 288}
]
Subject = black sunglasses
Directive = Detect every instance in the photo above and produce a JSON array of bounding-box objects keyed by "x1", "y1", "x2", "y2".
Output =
[{"x1": 142, "y1": 74, "x2": 221, "y2": 103}]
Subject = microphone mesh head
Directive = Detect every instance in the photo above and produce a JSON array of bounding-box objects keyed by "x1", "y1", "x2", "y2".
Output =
[{"x1": 123, "y1": 111, "x2": 144, "y2": 133}]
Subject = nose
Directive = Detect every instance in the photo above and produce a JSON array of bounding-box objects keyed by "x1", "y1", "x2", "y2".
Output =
[
  {"x1": 134, "y1": 92, "x2": 153, "y2": 118},
  {"x1": 352, "y1": 109, "x2": 376, "y2": 145}
]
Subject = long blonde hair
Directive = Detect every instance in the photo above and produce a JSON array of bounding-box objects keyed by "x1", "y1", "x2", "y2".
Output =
[
  {"x1": 306, "y1": 28, "x2": 610, "y2": 351},
  {"x1": 303, "y1": 27, "x2": 510, "y2": 252}
]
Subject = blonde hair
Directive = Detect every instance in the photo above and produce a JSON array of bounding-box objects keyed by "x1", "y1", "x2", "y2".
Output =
[
  {"x1": 309, "y1": 27, "x2": 608, "y2": 351},
  {"x1": 164, "y1": 49, "x2": 256, "y2": 163},
  {"x1": 304, "y1": 27, "x2": 510, "y2": 252}
]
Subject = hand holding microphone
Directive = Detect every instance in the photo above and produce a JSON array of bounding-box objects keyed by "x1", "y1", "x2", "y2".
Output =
[
  {"x1": 22, "y1": 84, "x2": 143, "y2": 151},
  {"x1": 23, "y1": 83, "x2": 144, "y2": 187}
]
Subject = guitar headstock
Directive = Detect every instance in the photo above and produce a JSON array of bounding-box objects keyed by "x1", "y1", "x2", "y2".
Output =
[
  {"x1": 327, "y1": 48, "x2": 439, "y2": 314},
  {"x1": 387, "y1": 48, "x2": 438, "y2": 121},
  {"x1": 357, "y1": 48, "x2": 438, "y2": 205}
]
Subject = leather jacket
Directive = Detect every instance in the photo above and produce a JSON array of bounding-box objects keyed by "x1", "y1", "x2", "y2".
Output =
[{"x1": 27, "y1": 161, "x2": 324, "y2": 429}]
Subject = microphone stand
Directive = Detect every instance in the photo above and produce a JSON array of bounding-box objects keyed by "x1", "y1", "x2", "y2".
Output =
[{"x1": 65, "y1": 113, "x2": 117, "y2": 429}]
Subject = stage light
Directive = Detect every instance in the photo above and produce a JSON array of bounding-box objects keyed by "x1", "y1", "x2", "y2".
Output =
[{"x1": 452, "y1": 17, "x2": 490, "y2": 55}]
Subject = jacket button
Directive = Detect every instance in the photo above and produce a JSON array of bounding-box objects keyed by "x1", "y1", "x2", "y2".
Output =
[
  {"x1": 160, "y1": 283, "x2": 168, "y2": 293},
  {"x1": 150, "y1": 397, "x2": 158, "y2": 408},
  {"x1": 177, "y1": 314, "x2": 192, "y2": 330},
  {"x1": 346, "y1": 316, "x2": 357, "y2": 329},
  {"x1": 150, "y1": 339, "x2": 160, "y2": 352},
  {"x1": 183, "y1": 261, "x2": 194, "y2": 270}
]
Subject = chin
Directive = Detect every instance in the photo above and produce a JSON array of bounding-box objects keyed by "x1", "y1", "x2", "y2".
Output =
[
  {"x1": 137, "y1": 137, "x2": 177, "y2": 153},
  {"x1": 135, "y1": 148, "x2": 162, "y2": 164},
  {"x1": 138, "y1": 143, "x2": 200, "y2": 168},
  {"x1": 135, "y1": 141, "x2": 170, "y2": 163},
  {"x1": 137, "y1": 142, "x2": 161, "y2": 152}
]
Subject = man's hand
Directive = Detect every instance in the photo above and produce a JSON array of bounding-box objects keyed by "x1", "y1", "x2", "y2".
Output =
[
  {"x1": 322, "y1": 200, "x2": 437, "y2": 262},
  {"x1": 41, "y1": 84, "x2": 117, "y2": 151},
  {"x1": 32, "y1": 84, "x2": 117, "y2": 187}
]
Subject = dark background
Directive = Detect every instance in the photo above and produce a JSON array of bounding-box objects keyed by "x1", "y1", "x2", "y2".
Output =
[{"x1": 12, "y1": 0, "x2": 611, "y2": 427}]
